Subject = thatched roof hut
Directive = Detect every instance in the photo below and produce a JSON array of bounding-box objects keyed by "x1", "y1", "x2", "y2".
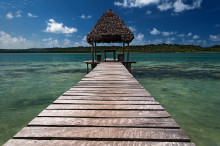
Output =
[
  {"x1": 87, "y1": 9, "x2": 134, "y2": 64},
  {"x1": 87, "y1": 9, "x2": 134, "y2": 44}
]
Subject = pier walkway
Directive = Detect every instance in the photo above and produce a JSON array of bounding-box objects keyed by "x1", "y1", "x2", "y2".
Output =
[{"x1": 4, "y1": 62, "x2": 195, "y2": 146}]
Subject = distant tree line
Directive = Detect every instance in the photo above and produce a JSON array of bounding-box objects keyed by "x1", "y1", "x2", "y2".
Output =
[{"x1": 0, "y1": 44, "x2": 220, "y2": 53}]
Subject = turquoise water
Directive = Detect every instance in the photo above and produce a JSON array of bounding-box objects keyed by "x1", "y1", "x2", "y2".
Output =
[{"x1": 0, "y1": 53, "x2": 220, "y2": 145}]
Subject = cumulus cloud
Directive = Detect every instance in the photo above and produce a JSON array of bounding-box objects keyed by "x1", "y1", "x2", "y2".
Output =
[
  {"x1": 177, "y1": 33, "x2": 184, "y2": 37},
  {"x1": 6, "y1": 10, "x2": 22, "y2": 19},
  {"x1": 210, "y1": 35, "x2": 220, "y2": 41},
  {"x1": 150, "y1": 28, "x2": 160, "y2": 35},
  {"x1": 173, "y1": 0, "x2": 203, "y2": 13},
  {"x1": 114, "y1": 0, "x2": 203, "y2": 13},
  {"x1": 157, "y1": 1, "x2": 172, "y2": 11},
  {"x1": 150, "y1": 28, "x2": 175, "y2": 36},
  {"x1": 28, "y1": 12, "x2": 38, "y2": 18},
  {"x1": 80, "y1": 14, "x2": 92, "y2": 19},
  {"x1": 128, "y1": 26, "x2": 136, "y2": 32},
  {"x1": 0, "y1": 31, "x2": 26, "y2": 49},
  {"x1": 6, "y1": 12, "x2": 13, "y2": 19},
  {"x1": 166, "y1": 37, "x2": 176, "y2": 44},
  {"x1": 16, "y1": 10, "x2": 22, "y2": 17},
  {"x1": 193, "y1": 35, "x2": 200, "y2": 39},
  {"x1": 114, "y1": 0, "x2": 160, "y2": 8},
  {"x1": 44, "y1": 19, "x2": 77, "y2": 34},
  {"x1": 162, "y1": 31, "x2": 176, "y2": 36},
  {"x1": 136, "y1": 33, "x2": 144, "y2": 41},
  {"x1": 187, "y1": 32, "x2": 192, "y2": 36}
]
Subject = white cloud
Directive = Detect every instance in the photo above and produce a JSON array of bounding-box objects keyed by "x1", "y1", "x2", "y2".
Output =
[
  {"x1": 210, "y1": 35, "x2": 220, "y2": 41},
  {"x1": 114, "y1": 0, "x2": 203, "y2": 13},
  {"x1": 150, "y1": 28, "x2": 160, "y2": 35},
  {"x1": 128, "y1": 26, "x2": 136, "y2": 32},
  {"x1": 73, "y1": 36, "x2": 90, "y2": 47},
  {"x1": 177, "y1": 33, "x2": 184, "y2": 37},
  {"x1": 16, "y1": 10, "x2": 22, "y2": 17},
  {"x1": 166, "y1": 37, "x2": 176, "y2": 44},
  {"x1": 187, "y1": 32, "x2": 192, "y2": 36},
  {"x1": 114, "y1": 0, "x2": 160, "y2": 8},
  {"x1": 193, "y1": 35, "x2": 200, "y2": 39},
  {"x1": 146, "y1": 10, "x2": 152, "y2": 15},
  {"x1": 0, "y1": 31, "x2": 26, "y2": 49},
  {"x1": 6, "y1": 10, "x2": 22, "y2": 19},
  {"x1": 150, "y1": 28, "x2": 176, "y2": 36},
  {"x1": 162, "y1": 31, "x2": 176, "y2": 36},
  {"x1": 157, "y1": 1, "x2": 172, "y2": 11},
  {"x1": 162, "y1": 31, "x2": 170, "y2": 36},
  {"x1": 44, "y1": 19, "x2": 77, "y2": 34},
  {"x1": 82, "y1": 36, "x2": 87, "y2": 41},
  {"x1": 42, "y1": 37, "x2": 53, "y2": 41},
  {"x1": 6, "y1": 12, "x2": 13, "y2": 19},
  {"x1": 136, "y1": 33, "x2": 144, "y2": 41},
  {"x1": 63, "y1": 39, "x2": 71, "y2": 46},
  {"x1": 80, "y1": 14, "x2": 92, "y2": 19},
  {"x1": 28, "y1": 12, "x2": 38, "y2": 18},
  {"x1": 173, "y1": 0, "x2": 203, "y2": 13}
]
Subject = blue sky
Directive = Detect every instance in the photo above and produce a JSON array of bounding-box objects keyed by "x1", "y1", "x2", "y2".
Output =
[{"x1": 0, "y1": 0, "x2": 219, "y2": 49}]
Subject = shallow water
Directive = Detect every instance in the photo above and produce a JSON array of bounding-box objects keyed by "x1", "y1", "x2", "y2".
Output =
[{"x1": 0, "y1": 53, "x2": 220, "y2": 145}]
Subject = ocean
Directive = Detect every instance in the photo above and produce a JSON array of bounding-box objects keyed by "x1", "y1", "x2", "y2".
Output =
[{"x1": 0, "y1": 53, "x2": 219, "y2": 145}]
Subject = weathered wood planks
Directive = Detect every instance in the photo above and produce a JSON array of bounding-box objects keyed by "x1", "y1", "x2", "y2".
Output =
[
  {"x1": 28, "y1": 117, "x2": 180, "y2": 128},
  {"x1": 38, "y1": 110, "x2": 170, "y2": 118},
  {"x1": 4, "y1": 62, "x2": 194, "y2": 146},
  {"x1": 13, "y1": 127, "x2": 190, "y2": 141},
  {"x1": 4, "y1": 140, "x2": 196, "y2": 146}
]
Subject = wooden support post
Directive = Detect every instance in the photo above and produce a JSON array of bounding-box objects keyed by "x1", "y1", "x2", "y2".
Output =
[
  {"x1": 129, "y1": 63, "x2": 131, "y2": 73},
  {"x1": 123, "y1": 42, "x2": 125, "y2": 61},
  {"x1": 127, "y1": 43, "x2": 130, "y2": 62},
  {"x1": 95, "y1": 42, "x2": 97, "y2": 61},
  {"x1": 91, "y1": 42, "x2": 95, "y2": 70},
  {"x1": 104, "y1": 50, "x2": 106, "y2": 61},
  {"x1": 113, "y1": 50, "x2": 116, "y2": 61},
  {"x1": 86, "y1": 63, "x2": 89, "y2": 74},
  {"x1": 92, "y1": 42, "x2": 94, "y2": 63}
]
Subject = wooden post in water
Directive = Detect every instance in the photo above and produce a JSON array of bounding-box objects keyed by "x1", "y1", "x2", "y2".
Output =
[
  {"x1": 127, "y1": 43, "x2": 129, "y2": 62},
  {"x1": 123, "y1": 42, "x2": 125, "y2": 61},
  {"x1": 95, "y1": 42, "x2": 97, "y2": 61},
  {"x1": 91, "y1": 42, "x2": 94, "y2": 70}
]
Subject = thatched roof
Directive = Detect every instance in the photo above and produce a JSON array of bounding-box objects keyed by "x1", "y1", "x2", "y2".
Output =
[{"x1": 87, "y1": 9, "x2": 134, "y2": 44}]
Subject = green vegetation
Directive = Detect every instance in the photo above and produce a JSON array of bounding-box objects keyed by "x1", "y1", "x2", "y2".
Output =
[{"x1": 0, "y1": 44, "x2": 220, "y2": 53}]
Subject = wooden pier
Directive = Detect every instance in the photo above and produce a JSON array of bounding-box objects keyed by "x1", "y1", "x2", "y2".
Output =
[{"x1": 4, "y1": 62, "x2": 195, "y2": 146}]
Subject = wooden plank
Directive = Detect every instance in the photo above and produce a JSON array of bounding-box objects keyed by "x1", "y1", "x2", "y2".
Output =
[
  {"x1": 63, "y1": 93, "x2": 151, "y2": 97},
  {"x1": 53, "y1": 100, "x2": 159, "y2": 104},
  {"x1": 46, "y1": 104, "x2": 164, "y2": 110},
  {"x1": 13, "y1": 127, "x2": 191, "y2": 142},
  {"x1": 78, "y1": 81, "x2": 139, "y2": 84},
  {"x1": 69, "y1": 87, "x2": 146, "y2": 91},
  {"x1": 74, "y1": 85, "x2": 144, "y2": 89},
  {"x1": 28, "y1": 117, "x2": 180, "y2": 128},
  {"x1": 67, "y1": 90, "x2": 149, "y2": 94},
  {"x1": 38, "y1": 110, "x2": 171, "y2": 118},
  {"x1": 3, "y1": 139, "x2": 196, "y2": 146},
  {"x1": 58, "y1": 96, "x2": 155, "y2": 101}
]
